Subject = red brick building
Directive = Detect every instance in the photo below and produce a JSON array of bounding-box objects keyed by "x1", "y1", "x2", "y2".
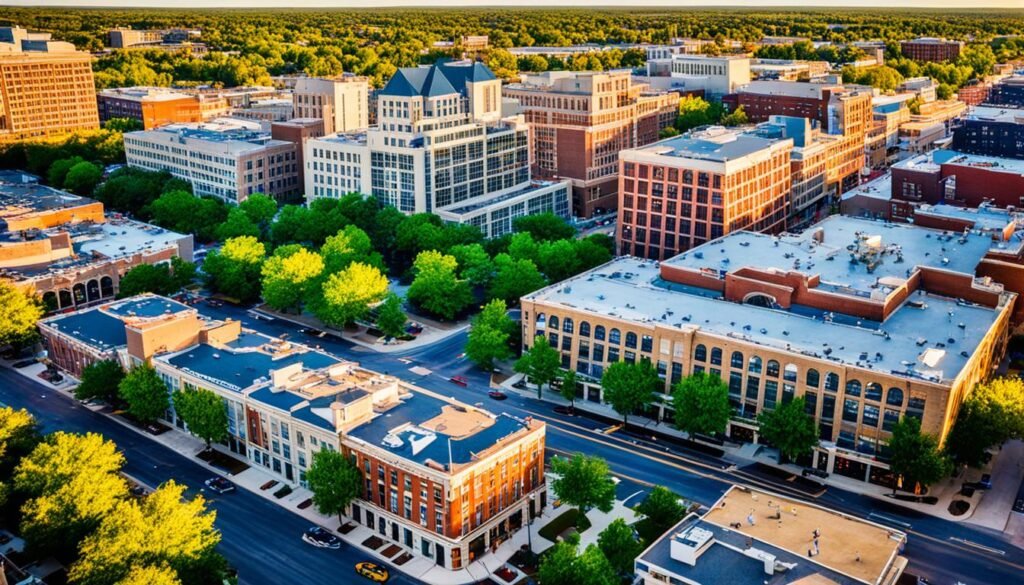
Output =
[
  {"x1": 900, "y1": 38, "x2": 964, "y2": 63},
  {"x1": 891, "y1": 149, "x2": 1024, "y2": 209},
  {"x1": 503, "y1": 70, "x2": 679, "y2": 217},
  {"x1": 616, "y1": 127, "x2": 794, "y2": 260}
]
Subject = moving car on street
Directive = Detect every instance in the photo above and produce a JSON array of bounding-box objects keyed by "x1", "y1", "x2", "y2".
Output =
[
  {"x1": 355, "y1": 561, "x2": 389, "y2": 582},
  {"x1": 205, "y1": 477, "x2": 236, "y2": 494},
  {"x1": 302, "y1": 526, "x2": 341, "y2": 549}
]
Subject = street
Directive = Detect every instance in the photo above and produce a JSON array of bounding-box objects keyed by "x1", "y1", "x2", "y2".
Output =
[{"x1": 4, "y1": 299, "x2": 1023, "y2": 585}]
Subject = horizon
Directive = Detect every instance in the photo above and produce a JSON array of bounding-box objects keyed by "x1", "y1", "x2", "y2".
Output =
[{"x1": 2, "y1": 1, "x2": 1023, "y2": 10}]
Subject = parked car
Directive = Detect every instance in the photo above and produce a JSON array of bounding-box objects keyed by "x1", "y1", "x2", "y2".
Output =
[
  {"x1": 355, "y1": 562, "x2": 389, "y2": 582},
  {"x1": 247, "y1": 310, "x2": 274, "y2": 322},
  {"x1": 553, "y1": 405, "x2": 576, "y2": 415},
  {"x1": 205, "y1": 477, "x2": 236, "y2": 494},
  {"x1": 12, "y1": 359, "x2": 37, "y2": 369},
  {"x1": 205, "y1": 299, "x2": 224, "y2": 308},
  {"x1": 964, "y1": 474, "x2": 993, "y2": 490},
  {"x1": 405, "y1": 323, "x2": 424, "y2": 336},
  {"x1": 488, "y1": 390, "x2": 507, "y2": 401},
  {"x1": 449, "y1": 375, "x2": 469, "y2": 387},
  {"x1": 302, "y1": 526, "x2": 341, "y2": 549},
  {"x1": 302, "y1": 327, "x2": 327, "y2": 338}
]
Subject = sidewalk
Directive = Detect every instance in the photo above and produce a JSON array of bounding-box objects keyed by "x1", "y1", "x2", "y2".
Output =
[
  {"x1": 1, "y1": 360, "x2": 549, "y2": 585},
  {"x1": 499, "y1": 373, "x2": 1009, "y2": 526}
]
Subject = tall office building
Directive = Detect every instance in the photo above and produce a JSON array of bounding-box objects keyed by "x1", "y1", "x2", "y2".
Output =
[
  {"x1": 305, "y1": 61, "x2": 571, "y2": 238},
  {"x1": 0, "y1": 26, "x2": 99, "y2": 143},
  {"x1": 502, "y1": 70, "x2": 679, "y2": 218},
  {"x1": 293, "y1": 76, "x2": 370, "y2": 134},
  {"x1": 616, "y1": 126, "x2": 794, "y2": 260}
]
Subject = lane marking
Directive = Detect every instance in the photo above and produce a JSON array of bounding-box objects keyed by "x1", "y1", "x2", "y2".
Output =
[
  {"x1": 948, "y1": 537, "x2": 1006, "y2": 556},
  {"x1": 868, "y1": 512, "x2": 913, "y2": 529}
]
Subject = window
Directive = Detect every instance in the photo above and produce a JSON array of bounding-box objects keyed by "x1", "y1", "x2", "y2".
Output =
[
  {"x1": 906, "y1": 396, "x2": 926, "y2": 420},
  {"x1": 766, "y1": 360, "x2": 779, "y2": 378},
  {"x1": 641, "y1": 335, "x2": 653, "y2": 353},
  {"x1": 886, "y1": 388, "x2": 904, "y2": 407},
  {"x1": 862, "y1": 404, "x2": 880, "y2": 428},
  {"x1": 745, "y1": 376, "x2": 760, "y2": 400},
  {"x1": 579, "y1": 322, "x2": 591, "y2": 337},
  {"x1": 731, "y1": 351, "x2": 744, "y2": 369},
  {"x1": 764, "y1": 380, "x2": 778, "y2": 410},
  {"x1": 710, "y1": 348, "x2": 722, "y2": 366},
  {"x1": 883, "y1": 408, "x2": 901, "y2": 431},
  {"x1": 846, "y1": 380, "x2": 862, "y2": 397},
  {"x1": 625, "y1": 332, "x2": 638, "y2": 349},
  {"x1": 594, "y1": 325, "x2": 605, "y2": 341},
  {"x1": 562, "y1": 318, "x2": 574, "y2": 334},
  {"x1": 824, "y1": 373, "x2": 839, "y2": 392},
  {"x1": 694, "y1": 344, "x2": 707, "y2": 362},
  {"x1": 806, "y1": 369, "x2": 820, "y2": 388},
  {"x1": 748, "y1": 356, "x2": 762, "y2": 374},
  {"x1": 842, "y1": 399, "x2": 860, "y2": 423},
  {"x1": 609, "y1": 329, "x2": 621, "y2": 344},
  {"x1": 865, "y1": 383, "x2": 883, "y2": 402}
]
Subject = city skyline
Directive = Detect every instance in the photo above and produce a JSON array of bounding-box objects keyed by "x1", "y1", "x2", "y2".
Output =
[{"x1": 3, "y1": 1, "x2": 1024, "y2": 8}]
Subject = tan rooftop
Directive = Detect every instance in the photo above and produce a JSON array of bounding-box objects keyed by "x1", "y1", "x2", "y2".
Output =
[
  {"x1": 703, "y1": 486, "x2": 905, "y2": 584},
  {"x1": 421, "y1": 405, "x2": 494, "y2": 439}
]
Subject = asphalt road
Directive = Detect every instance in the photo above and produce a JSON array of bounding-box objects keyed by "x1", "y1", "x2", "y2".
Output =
[
  {"x1": 6, "y1": 298, "x2": 1023, "y2": 585},
  {"x1": 0, "y1": 367, "x2": 418, "y2": 585}
]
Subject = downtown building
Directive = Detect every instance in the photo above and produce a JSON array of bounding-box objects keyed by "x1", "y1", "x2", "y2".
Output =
[
  {"x1": 986, "y1": 75, "x2": 1024, "y2": 108},
  {"x1": 615, "y1": 126, "x2": 794, "y2": 260},
  {"x1": 292, "y1": 76, "x2": 370, "y2": 134},
  {"x1": 304, "y1": 61, "x2": 570, "y2": 238},
  {"x1": 899, "y1": 38, "x2": 964, "y2": 63},
  {"x1": 502, "y1": 70, "x2": 679, "y2": 217},
  {"x1": 0, "y1": 178, "x2": 192, "y2": 313},
  {"x1": 521, "y1": 213, "x2": 1016, "y2": 486},
  {"x1": 38, "y1": 297, "x2": 547, "y2": 572},
  {"x1": 0, "y1": 26, "x2": 99, "y2": 143},
  {"x1": 644, "y1": 54, "x2": 752, "y2": 98},
  {"x1": 124, "y1": 118, "x2": 302, "y2": 203},
  {"x1": 97, "y1": 87, "x2": 204, "y2": 129},
  {"x1": 949, "y1": 104, "x2": 1024, "y2": 160}
]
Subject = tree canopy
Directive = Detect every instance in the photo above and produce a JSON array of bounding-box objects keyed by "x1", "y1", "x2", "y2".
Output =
[
  {"x1": 0, "y1": 280, "x2": 44, "y2": 347},
  {"x1": 466, "y1": 299, "x2": 515, "y2": 371},
  {"x1": 549, "y1": 453, "x2": 616, "y2": 514},
  {"x1": 515, "y1": 335, "x2": 562, "y2": 398},
  {"x1": 172, "y1": 387, "x2": 229, "y2": 450},
  {"x1": 305, "y1": 449, "x2": 363, "y2": 521},
  {"x1": 407, "y1": 250, "x2": 473, "y2": 320},
  {"x1": 202, "y1": 236, "x2": 266, "y2": 303},
  {"x1": 118, "y1": 365, "x2": 170, "y2": 424},
  {"x1": 888, "y1": 416, "x2": 952, "y2": 493},
  {"x1": 757, "y1": 396, "x2": 818, "y2": 463},
  {"x1": 314, "y1": 262, "x2": 389, "y2": 327},
  {"x1": 75, "y1": 360, "x2": 126, "y2": 404},
  {"x1": 600, "y1": 360, "x2": 659, "y2": 426},
  {"x1": 671, "y1": 373, "x2": 732, "y2": 437}
]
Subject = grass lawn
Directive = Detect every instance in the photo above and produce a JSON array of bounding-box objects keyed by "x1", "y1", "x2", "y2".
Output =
[{"x1": 538, "y1": 508, "x2": 591, "y2": 542}]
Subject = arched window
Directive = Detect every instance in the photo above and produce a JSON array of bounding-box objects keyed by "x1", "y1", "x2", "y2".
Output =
[
  {"x1": 766, "y1": 360, "x2": 780, "y2": 378},
  {"x1": 784, "y1": 364, "x2": 798, "y2": 383},
  {"x1": 748, "y1": 356, "x2": 762, "y2": 374},
  {"x1": 886, "y1": 388, "x2": 904, "y2": 407},
  {"x1": 710, "y1": 348, "x2": 723, "y2": 366},
  {"x1": 548, "y1": 316, "x2": 559, "y2": 330},
  {"x1": 42, "y1": 291, "x2": 58, "y2": 312},
  {"x1": 846, "y1": 380, "x2": 862, "y2": 397},
  {"x1": 609, "y1": 329, "x2": 621, "y2": 344},
  {"x1": 625, "y1": 332, "x2": 638, "y2": 348},
  {"x1": 594, "y1": 325, "x2": 606, "y2": 341},
  {"x1": 806, "y1": 369, "x2": 820, "y2": 388},
  {"x1": 563, "y1": 318, "x2": 574, "y2": 334},
  {"x1": 72, "y1": 283, "x2": 86, "y2": 305},
  {"x1": 579, "y1": 321, "x2": 591, "y2": 337},
  {"x1": 731, "y1": 351, "x2": 744, "y2": 369},
  {"x1": 694, "y1": 344, "x2": 707, "y2": 362},
  {"x1": 824, "y1": 372, "x2": 839, "y2": 392},
  {"x1": 100, "y1": 276, "x2": 114, "y2": 298},
  {"x1": 86, "y1": 279, "x2": 100, "y2": 302},
  {"x1": 865, "y1": 383, "x2": 883, "y2": 402}
]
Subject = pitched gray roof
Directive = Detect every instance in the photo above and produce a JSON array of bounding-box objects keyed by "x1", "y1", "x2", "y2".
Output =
[{"x1": 379, "y1": 60, "x2": 496, "y2": 98}]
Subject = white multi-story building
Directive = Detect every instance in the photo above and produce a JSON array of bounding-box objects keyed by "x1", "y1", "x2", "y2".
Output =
[
  {"x1": 658, "y1": 54, "x2": 752, "y2": 97},
  {"x1": 292, "y1": 76, "x2": 369, "y2": 134},
  {"x1": 305, "y1": 61, "x2": 571, "y2": 237},
  {"x1": 124, "y1": 118, "x2": 300, "y2": 203}
]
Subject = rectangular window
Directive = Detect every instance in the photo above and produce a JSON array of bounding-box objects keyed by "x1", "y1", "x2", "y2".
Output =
[{"x1": 842, "y1": 399, "x2": 860, "y2": 423}]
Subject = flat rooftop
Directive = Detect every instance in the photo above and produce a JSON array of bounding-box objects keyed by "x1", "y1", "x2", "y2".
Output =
[
  {"x1": 633, "y1": 127, "x2": 786, "y2": 163},
  {"x1": 932, "y1": 148, "x2": 1024, "y2": 175},
  {"x1": 0, "y1": 182, "x2": 95, "y2": 216},
  {"x1": 346, "y1": 389, "x2": 532, "y2": 470},
  {"x1": 840, "y1": 173, "x2": 891, "y2": 202},
  {"x1": 964, "y1": 105, "x2": 1023, "y2": 124},
  {"x1": 704, "y1": 487, "x2": 904, "y2": 583},
  {"x1": 40, "y1": 295, "x2": 193, "y2": 352},
  {"x1": 737, "y1": 80, "x2": 839, "y2": 99},
  {"x1": 525, "y1": 220, "x2": 1009, "y2": 383},
  {"x1": 437, "y1": 180, "x2": 565, "y2": 215}
]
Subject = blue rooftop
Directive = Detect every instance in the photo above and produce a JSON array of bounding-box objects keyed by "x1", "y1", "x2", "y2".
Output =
[
  {"x1": 162, "y1": 344, "x2": 339, "y2": 393},
  {"x1": 380, "y1": 61, "x2": 496, "y2": 99},
  {"x1": 106, "y1": 296, "x2": 191, "y2": 319},
  {"x1": 249, "y1": 386, "x2": 308, "y2": 412},
  {"x1": 43, "y1": 309, "x2": 127, "y2": 352}
]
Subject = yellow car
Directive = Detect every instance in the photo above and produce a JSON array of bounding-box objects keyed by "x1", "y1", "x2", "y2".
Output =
[{"x1": 355, "y1": 562, "x2": 389, "y2": 583}]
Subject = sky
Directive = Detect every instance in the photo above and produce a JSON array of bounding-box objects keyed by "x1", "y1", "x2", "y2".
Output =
[{"x1": 2, "y1": 0, "x2": 1022, "y2": 8}]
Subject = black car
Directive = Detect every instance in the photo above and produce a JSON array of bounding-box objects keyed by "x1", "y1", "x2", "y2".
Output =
[
  {"x1": 302, "y1": 526, "x2": 341, "y2": 549},
  {"x1": 205, "y1": 477, "x2": 236, "y2": 494},
  {"x1": 553, "y1": 405, "x2": 576, "y2": 415}
]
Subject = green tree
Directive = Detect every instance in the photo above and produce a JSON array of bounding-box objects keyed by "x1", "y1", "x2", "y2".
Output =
[
  {"x1": 757, "y1": 397, "x2": 818, "y2": 464},
  {"x1": 238, "y1": 193, "x2": 278, "y2": 234},
  {"x1": 675, "y1": 95, "x2": 723, "y2": 132},
  {"x1": 0, "y1": 280, "x2": 44, "y2": 347},
  {"x1": 115, "y1": 565, "x2": 181, "y2": 585},
  {"x1": 507, "y1": 232, "x2": 540, "y2": 263},
  {"x1": 375, "y1": 293, "x2": 408, "y2": 339},
  {"x1": 407, "y1": 250, "x2": 473, "y2": 320},
  {"x1": 15, "y1": 432, "x2": 126, "y2": 556},
  {"x1": 538, "y1": 536, "x2": 583, "y2": 585},
  {"x1": 671, "y1": 373, "x2": 732, "y2": 437},
  {"x1": 601, "y1": 360, "x2": 659, "y2": 426},
  {"x1": 558, "y1": 369, "x2": 578, "y2": 407},
  {"x1": 305, "y1": 449, "x2": 363, "y2": 522},
  {"x1": 515, "y1": 335, "x2": 561, "y2": 398},
  {"x1": 487, "y1": 253, "x2": 547, "y2": 304},
  {"x1": 720, "y1": 105, "x2": 749, "y2": 127},
  {"x1": 64, "y1": 161, "x2": 104, "y2": 195},
  {"x1": 117, "y1": 263, "x2": 174, "y2": 298},
  {"x1": 47, "y1": 156, "x2": 86, "y2": 188},
  {"x1": 635, "y1": 486, "x2": 684, "y2": 536},
  {"x1": 202, "y1": 236, "x2": 266, "y2": 303},
  {"x1": 466, "y1": 300, "x2": 514, "y2": 371},
  {"x1": 550, "y1": 453, "x2": 616, "y2": 514},
  {"x1": 215, "y1": 207, "x2": 261, "y2": 241},
  {"x1": 147, "y1": 190, "x2": 227, "y2": 242},
  {"x1": 172, "y1": 387, "x2": 228, "y2": 450},
  {"x1": 597, "y1": 518, "x2": 642, "y2": 577},
  {"x1": 103, "y1": 117, "x2": 143, "y2": 133},
  {"x1": 888, "y1": 416, "x2": 952, "y2": 493},
  {"x1": 320, "y1": 225, "x2": 383, "y2": 274},
  {"x1": 118, "y1": 365, "x2": 170, "y2": 424},
  {"x1": 70, "y1": 481, "x2": 224, "y2": 585},
  {"x1": 449, "y1": 243, "x2": 494, "y2": 288},
  {"x1": 537, "y1": 239, "x2": 581, "y2": 282},
  {"x1": 513, "y1": 212, "x2": 576, "y2": 242},
  {"x1": 0, "y1": 407, "x2": 40, "y2": 507},
  {"x1": 74, "y1": 360, "x2": 125, "y2": 404},
  {"x1": 944, "y1": 398, "x2": 993, "y2": 469},
  {"x1": 169, "y1": 256, "x2": 197, "y2": 291},
  {"x1": 260, "y1": 246, "x2": 324, "y2": 312},
  {"x1": 315, "y1": 262, "x2": 389, "y2": 327}
]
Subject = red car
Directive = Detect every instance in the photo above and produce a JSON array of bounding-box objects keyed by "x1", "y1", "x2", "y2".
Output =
[
  {"x1": 488, "y1": 390, "x2": 507, "y2": 400},
  {"x1": 449, "y1": 375, "x2": 469, "y2": 387}
]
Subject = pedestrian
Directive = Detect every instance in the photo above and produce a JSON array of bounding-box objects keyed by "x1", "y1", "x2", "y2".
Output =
[{"x1": 747, "y1": 510, "x2": 756, "y2": 526}]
